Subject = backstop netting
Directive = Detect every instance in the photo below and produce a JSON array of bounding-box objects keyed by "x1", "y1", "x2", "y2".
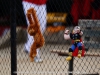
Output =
[{"x1": 0, "y1": 0, "x2": 100, "y2": 75}]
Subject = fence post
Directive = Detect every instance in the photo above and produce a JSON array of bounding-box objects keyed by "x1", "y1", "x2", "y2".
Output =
[
  {"x1": 10, "y1": 0, "x2": 17, "y2": 75},
  {"x1": 68, "y1": 57, "x2": 74, "y2": 75}
]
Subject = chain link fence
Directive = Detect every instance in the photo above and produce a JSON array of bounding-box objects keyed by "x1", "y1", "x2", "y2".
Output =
[{"x1": 0, "y1": 0, "x2": 100, "y2": 75}]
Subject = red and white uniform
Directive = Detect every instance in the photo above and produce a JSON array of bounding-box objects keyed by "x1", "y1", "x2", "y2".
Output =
[
  {"x1": 23, "y1": 0, "x2": 47, "y2": 5},
  {"x1": 22, "y1": 0, "x2": 47, "y2": 59}
]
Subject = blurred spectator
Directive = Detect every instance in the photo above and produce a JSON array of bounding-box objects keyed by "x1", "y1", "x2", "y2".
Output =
[
  {"x1": 71, "y1": 0, "x2": 100, "y2": 25},
  {"x1": 22, "y1": 0, "x2": 47, "y2": 62}
]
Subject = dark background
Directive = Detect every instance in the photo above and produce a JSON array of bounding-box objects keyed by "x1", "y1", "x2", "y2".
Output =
[
  {"x1": 0, "y1": 0, "x2": 73, "y2": 26},
  {"x1": 0, "y1": 0, "x2": 27, "y2": 26}
]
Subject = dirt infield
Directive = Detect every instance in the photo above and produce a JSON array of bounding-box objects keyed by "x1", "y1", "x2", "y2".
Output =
[{"x1": 0, "y1": 43, "x2": 100, "y2": 75}]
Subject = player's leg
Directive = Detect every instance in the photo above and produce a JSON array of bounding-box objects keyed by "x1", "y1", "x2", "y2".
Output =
[
  {"x1": 22, "y1": 1, "x2": 34, "y2": 53},
  {"x1": 34, "y1": 4, "x2": 47, "y2": 62}
]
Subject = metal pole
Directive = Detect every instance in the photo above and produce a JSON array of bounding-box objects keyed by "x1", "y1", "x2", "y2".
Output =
[
  {"x1": 10, "y1": 0, "x2": 17, "y2": 75},
  {"x1": 68, "y1": 57, "x2": 74, "y2": 75}
]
